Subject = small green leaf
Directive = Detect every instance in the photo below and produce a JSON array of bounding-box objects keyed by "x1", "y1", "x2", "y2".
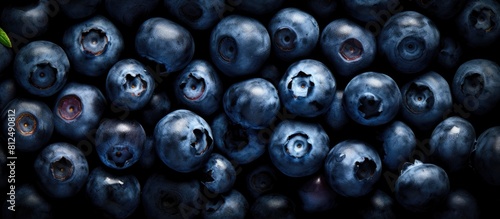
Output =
[{"x1": 0, "y1": 28, "x2": 12, "y2": 48}]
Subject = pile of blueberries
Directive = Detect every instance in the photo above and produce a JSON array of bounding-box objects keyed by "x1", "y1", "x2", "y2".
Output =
[{"x1": 1, "y1": 0, "x2": 500, "y2": 218}]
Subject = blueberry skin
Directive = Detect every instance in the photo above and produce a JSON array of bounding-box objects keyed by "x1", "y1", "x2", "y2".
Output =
[
  {"x1": 298, "y1": 174, "x2": 338, "y2": 213},
  {"x1": 340, "y1": 0, "x2": 402, "y2": 23},
  {"x1": 59, "y1": 0, "x2": 102, "y2": 20},
  {"x1": 377, "y1": 120, "x2": 417, "y2": 171},
  {"x1": 136, "y1": 17, "x2": 195, "y2": 75},
  {"x1": 324, "y1": 90, "x2": 350, "y2": 130},
  {"x1": 236, "y1": 0, "x2": 285, "y2": 16},
  {"x1": 432, "y1": 189, "x2": 480, "y2": 219},
  {"x1": 1, "y1": 98, "x2": 54, "y2": 152},
  {"x1": 138, "y1": 90, "x2": 172, "y2": 128},
  {"x1": 343, "y1": 72, "x2": 402, "y2": 126},
  {"x1": 0, "y1": 45, "x2": 13, "y2": 73},
  {"x1": 395, "y1": 160, "x2": 450, "y2": 212},
  {"x1": 400, "y1": 71, "x2": 453, "y2": 131},
  {"x1": 268, "y1": 7, "x2": 320, "y2": 62},
  {"x1": 456, "y1": 0, "x2": 500, "y2": 48},
  {"x1": 359, "y1": 189, "x2": 397, "y2": 219},
  {"x1": 415, "y1": 0, "x2": 466, "y2": 21},
  {"x1": 95, "y1": 119, "x2": 146, "y2": 170},
  {"x1": 223, "y1": 78, "x2": 280, "y2": 129},
  {"x1": 174, "y1": 59, "x2": 223, "y2": 117},
  {"x1": 53, "y1": 82, "x2": 107, "y2": 141},
  {"x1": 278, "y1": 59, "x2": 336, "y2": 118},
  {"x1": 85, "y1": 166, "x2": 141, "y2": 219},
  {"x1": 202, "y1": 189, "x2": 249, "y2": 219},
  {"x1": 250, "y1": 193, "x2": 296, "y2": 219},
  {"x1": 451, "y1": 59, "x2": 500, "y2": 115},
  {"x1": 437, "y1": 35, "x2": 463, "y2": 71},
  {"x1": 141, "y1": 173, "x2": 202, "y2": 219},
  {"x1": 154, "y1": 109, "x2": 213, "y2": 173},
  {"x1": 0, "y1": 0, "x2": 53, "y2": 40},
  {"x1": 164, "y1": 0, "x2": 225, "y2": 30},
  {"x1": 378, "y1": 11, "x2": 440, "y2": 74},
  {"x1": 13, "y1": 40, "x2": 70, "y2": 97},
  {"x1": 320, "y1": 18, "x2": 376, "y2": 77},
  {"x1": 62, "y1": 15, "x2": 124, "y2": 77},
  {"x1": 105, "y1": 0, "x2": 160, "y2": 27},
  {"x1": 106, "y1": 58, "x2": 155, "y2": 111},
  {"x1": 139, "y1": 136, "x2": 156, "y2": 169},
  {"x1": 306, "y1": 0, "x2": 338, "y2": 20},
  {"x1": 0, "y1": 78, "x2": 17, "y2": 111},
  {"x1": 210, "y1": 15, "x2": 271, "y2": 77},
  {"x1": 429, "y1": 116, "x2": 476, "y2": 173},
  {"x1": 324, "y1": 140, "x2": 382, "y2": 197},
  {"x1": 211, "y1": 113, "x2": 267, "y2": 165},
  {"x1": 1, "y1": 184, "x2": 54, "y2": 219},
  {"x1": 200, "y1": 153, "x2": 236, "y2": 194},
  {"x1": 268, "y1": 120, "x2": 330, "y2": 177},
  {"x1": 34, "y1": 142, "x2": 89, "y2": 199},
  {"x1": 472, "y1": 126, "x2": 500, "y2": 186}
]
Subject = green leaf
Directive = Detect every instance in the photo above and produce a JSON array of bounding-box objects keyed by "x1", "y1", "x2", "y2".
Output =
[{"x1": 0, "y1": 28, "x2": 12, "y2": 48}]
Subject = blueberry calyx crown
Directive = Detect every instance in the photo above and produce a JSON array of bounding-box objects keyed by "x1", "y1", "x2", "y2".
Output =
[
  {"x1": 57, "y1": 95, "x2": 82, "y2": 121},
  {"x1": 461, "y1": 72, "x2": 484, "y2": 98},
  {"x1": 340, "y1": 38, "x2": 363, "y2": 61},
  {"x1": 218, "y1": 36, "x2": 237, "y2": 62},
  {"x1": 358, "y1": 93, "x2": 383, "y2": 119},
  {"x1": 354, "y1": 157, "x2": 377, "y2": 180},
  {"x1": 123, "y1": 73, "x2": 147, "y2": 97},
  {"x1": 288, "y1": 71, "x2": 314, "y2": 98},
  {"x1": 179, "y1": 73, "x2": 206, "y2": 101},
  {"x1": 16, "y1": 112, "x2": 37, "y2": 136},
  {"x1": 180, "y1": 2, "x2": 203, "y2": 21},
  {"x1": 50, "y1": 157, "x2": 74, "y2": 182},
  {"x1": 81, "y1": 28, "x2": 108, "y2": 56},
  {"x1": 191, "y1": 128, "x2": 213, "y2": 156},
  {"x1": 469, "y1": 7, "x2": 496, "y2": 32},
  {"x1": 274, "y1": 27, "x2": 297, "y2": 52},
  {"x1": 405, "y1": 83, "x2": 434, "y2": 114},
  {"x1": 29, "y1": 62, "x2": 57, "y2": 89},
  {"x1": 284, "y1": 133, "x2": 312, "y2": 158}
]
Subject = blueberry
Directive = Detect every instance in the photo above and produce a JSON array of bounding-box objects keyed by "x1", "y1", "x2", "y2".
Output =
[
  {"x1": 320, "y1": 18, "x2": 377, "y2": 77},
  {"x1": 268, "y1": 120, "x2": 330, "y2": 177},
  {"x1": 472, "y1": 126, "x2": 500, "y2": 185},
  {"x1": 235, "y1": 0, "x2": 285, "y2": 16},
  {"x1": 210, "y1": 14, "x2": 271, "y2": 77},
  {"x1": 324, "y1": 90, "x2": 350, "y2": 131},
  {"x1": 53, "y1": 82, "x2": 107, "y2": 141},
  {"x1": 377, "y1": 120, "x2": 417, "y2": 171},
  {"x1": 200, "y1": 153, "x2": 237, "y2": 194},
  {"x1": 278, "y1": 59, "x2": 336, "y2": 118},
  {"x1": 105, "y1": 58, "x2": 155, "y2": 111},
  {"x1": 451, "y1": 58, "x2": 500, "y2": 115},
  {"x1": 223, "y1": 78, "x2": 280, "y2": 129},
  {"x1": 297, "y1": 174, "x2": 338, "y2": 213},
  {"x1": 105, "y1": 0, "x2": 160, "y2": 27},
  {"x1": 324, "y1": 139, "x2": 382, "y2": 197},
  {"x1": 245, "y1": 164, "x2": 280, "y2": 199},
  {"x1": 340, "y1": 0, "x2": 402, "y2": 23},
  {"x1": 174, "y1": 59, "x2": 223, "y2": 117},
  {"x1": 268, "y1": 7, "x2": 320, "y2": 62},
  {"x1": 154, "y1": 109, "x2": 213, "y2": 173},
  {"x1": 59, "y1": 0, "x2": 102, "y2": 20},
  {"x1": 395, "y1": 160, "x2": 450, "y2": 212},
  {"x1": 62, "y1": 15, "x2": 124, "y2": 77},
  {"x1": 0, "y1": 44, "x2": 13, "y2": 73},
  {"x1": 436, "y1": 35, "x2": 463, "y2": 71},
  {"x1": 0, "y1": 0, "x2": 53, "y2": 40},
  {"x1": 138, "y1": 90, "x2": 172, "y2": 128},
  {"x1": 95, "y1": 118, "x2": 146, "y2": 170},
  {"x1": 413, "y1": 0, "x2": 466, "y2": 21},
  {"x1": 1, "y1": 183, "x2": 54, "y2": 219},
  {"x1": 400, "y1": 71, "x2": 453, "y2": 131},
  {"x1": 343, "y1": 71, "x2": 402, "y2": 126},
  {"x1": 136, "y1": 17, "x2": 195, "y2": 75},
  {"x1": 164, "y1": 0, "x2": 225, "y2": 30},
  {"x1": 429, "y1": 116, "x2": 476, "y2": 173},
  {"x1": 33, "y1": 142, "x2": 89, "y2": 199},
  {"x1": 202, "y1": 189, "x2": 249, "y2": 219},
  {"x1": 85, "y1": 166, "x2": 141, "y2": 219},
  {"x1": 432, "y1": 188, "x2": 480, "y2": 219},
  {"x1": 1, "y1": 98, "x2": 54, "y2": 152},
  {"x1": 250, "y1": 193, "x2": 296, "y2": 219},
  {"x1": 378, "y1": 11, "x2": 440, "y2": 74},
  {"x1": 456, "y1": 0, "x2": 500, "y2": 48},
  {"x1": 13, "y1": 40, "x2": 70, "y2": 97},
  {"x1": 306, "y1": 0, "x2": 338, "y2": 20},
  {"x1": 0, "y1": 78, "x2": 17, "y2": 111},
  {"x1": 141, "y1": 172, "x2": 202, "y2": 219}
]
